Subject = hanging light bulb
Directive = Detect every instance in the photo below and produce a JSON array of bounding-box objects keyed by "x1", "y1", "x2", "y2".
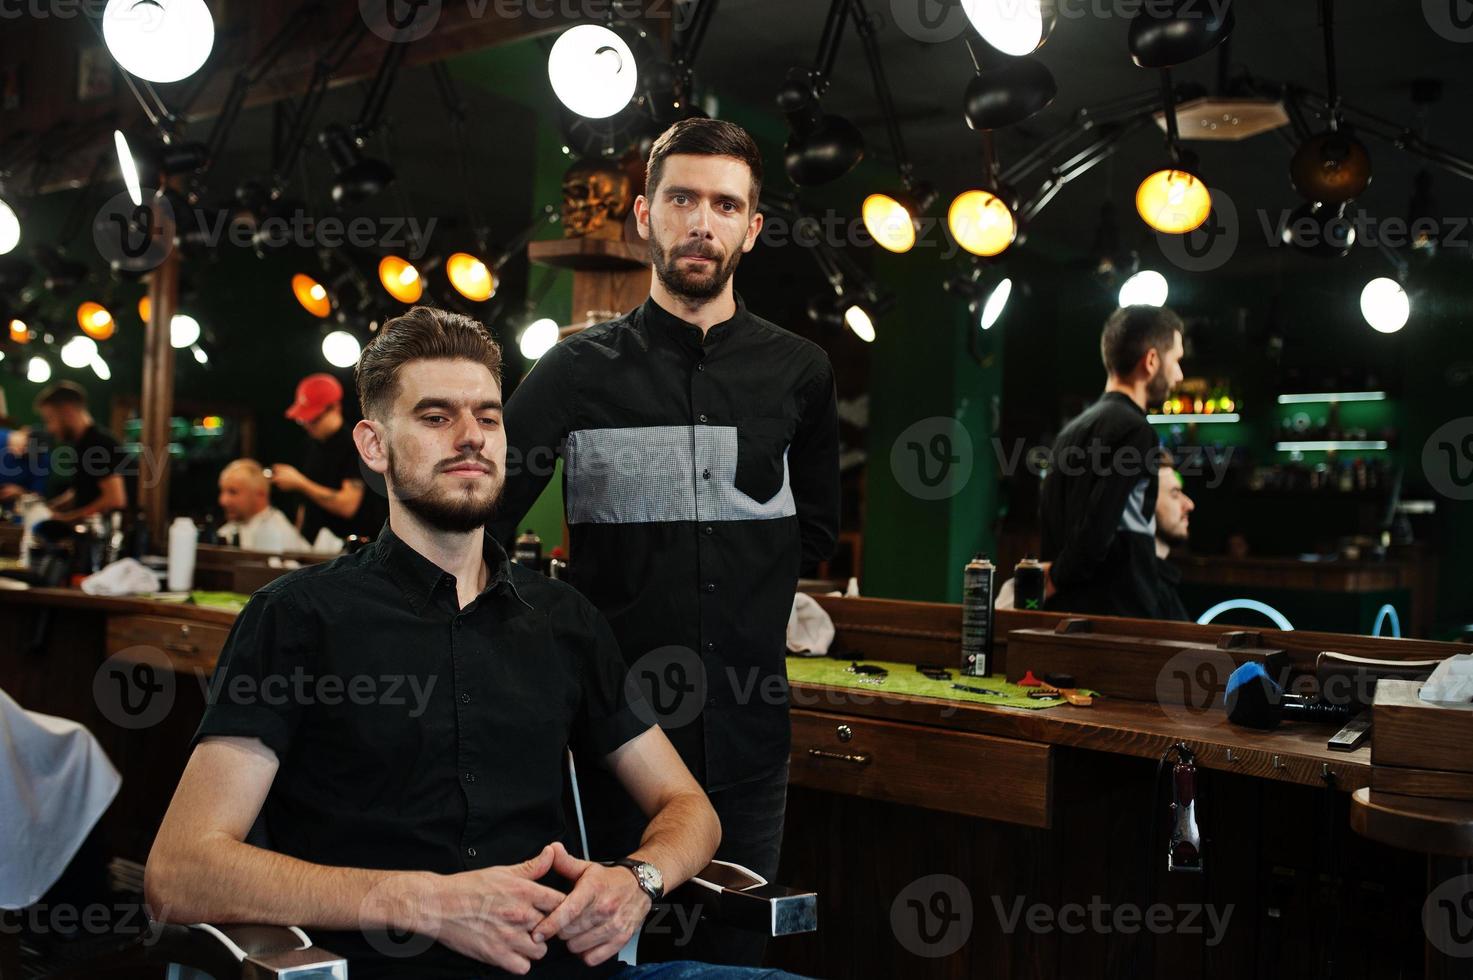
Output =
[
  {"x1": 1118, "y1": 269, "x2": 1169, "y2": 307},
  {"x1": 1360, "y1": 277, "x2": 1409, "y2": 334},
  {"x1": 170, "y1": 313, "x2": 201, "y2": 349},
  {"x1": 843, "y1": 304, "x2": 876, "y2": 343},
  {"x1": 1136, "y1": 167, "x2": 1212, "y2": 234},
  {"x1": 102, "y1": 0, "x2": 215, "y2": 84},
  {"x1": 948, "y1": 189, "x2": 1017, "y2": 257},
  {"x1": 192, "y1": 343, "x2": 209, "y2": 364},
  {"x1": 978, "y1": 277, "x2": 1012, "y2": 330},
  {"x1": 8, "y1": 319, "x2": 29, "y2": 344},
  {"x1": 292, "y1": 273, "x2": 332, "y2": 318},
  {"x1": 322, "y1": 330, "x2": 362, "y2": 368},
  {"x1": 547, "y1": 24, "x2": 639, "y2": 119},
  {"x1": 378, "y1": 255, "x2": 424, "y2": 304},
  {"x1": 91, "y1": 354, "x2": 112, "y2": 380},
  {"x1": 862, "y1": 186, "x2": 935, "y2": 255},
  {"x1": 447, "y1": 252, "x2": 496, "y2": 302},
  {"x1": 0, "y1": 196, "x2": 20, "y2": 255},
  {"x1": 115, "y1": 130, "x2": 143, "y2": 207},
  {"x1": 26, "y1": 355, "x2": 51, "y2": 384},
  {"x1": 138, "y1": 295, "x2": 151, "y2": 322},
  {"x1": 519, "y1": 317, "x2": 560, "y2": 361},
  {"x1": 77, "y1": 301, "x2": 117, "y2": 341},
  {"x1": 960, "y1": 0, "x2": 1057, "y2": 56},
  {"x1": 61, "y1": 335, "x2": 99, "y2": 369}
]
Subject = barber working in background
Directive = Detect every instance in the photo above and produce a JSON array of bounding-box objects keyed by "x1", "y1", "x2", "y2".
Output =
[
  {"x1": 493, "y1": 118, "x2": 840, "y2": 966},
  {"x1": 33, "y1": 381, "x2": 128, "y2": 522},
  {"x1": 217, "y1": 458, "x2": 311, "y2": 553},
  {"x1": 270, "y1": 373, "x2": 387, "y2": 547},
  {"x1": 1039, "y1": 305, "x2": 1184, "y2": 618}
]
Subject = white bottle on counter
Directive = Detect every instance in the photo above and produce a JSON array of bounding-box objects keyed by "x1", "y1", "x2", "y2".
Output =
[
  {"x1": 17, "y1": 495, "x2": 50, "y2": 569},
  {"x1": 167, "y1": 517, "x2": 198, "y2": 592}
]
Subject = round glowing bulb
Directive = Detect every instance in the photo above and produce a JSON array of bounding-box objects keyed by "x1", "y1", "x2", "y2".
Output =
[
  {"x1": 447, "y1": 252, "x2": 496, "y2": 302},
  {"x1": 192, "y1": 344, "x2": 208, "y2": 364},
  {"x1": 170, "y1": 313, "x2": 201, "y2": 348},
  {"x1": 1136, "y1": 169, "x2": 1212, "y2": 234},
  {"x1": 959, "y1": 0, "x2": 1051, "y2": 56},
  {"x1": 843, "y1": 305, "x2": 875, "y2": 343},
  {"x1": 292, "y1": 273, "x2": 332, "y2": 318},
  {"x1": 102, "y1": 0, "x2": 215, "y2": 83},
  {"x1": 26, "y1": 356, "x2": 51, "y2": 384},
  {"x1": 115, "y1": 130, "x2": 142, "y2": 207},
  {"x1": 862, "y1": 193, "x2": 917, "y2": 254},
  {"x1": 61, "y1": 335, "x2": 99, "y2": 369},
  {"x1": 948, "y1": 190, "x2": 1016, "y2": 258},
  {"x1": 980, "y1": 277, "x2": 1012, "y2": 331},
  {"x1": 138, "y1": 295, "x2": 151, "y2": 322},
  {"x1": 1118, "y1": 270, "x2": 1169, "y2": 308},
  {"x1": 378, "y1": 255, "x2": 424, "y2": 304},
  {"x1": 547, "y1": 24, "x2": 638, "y2": 119},
  {"x1": 77, "y1": 301, "x2": 117, "y2": 341},
  {"x1": 0, "y1": 197, "x2": 19, "y2": 255},
  {"x1": 91, "y1": 354, "x2": 112, "y2": 381},
  {"x1": 519, "y1": 317, "x2": 560, "y2": 360},
  {"x1": 322, "y1": 330, "x2": 362, "y2": 368},
  {"x1": 1360, "y1": 277, "x2": 1409, "y2": 334},
  {"x1": 9, "y1": 319, "x2": 29, "y2": 344}
]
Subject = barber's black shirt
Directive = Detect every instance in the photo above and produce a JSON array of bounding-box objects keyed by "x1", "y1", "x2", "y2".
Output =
[
  {"x1": 52, "y1": 424, "x2": 126, "y2": 511},
  {"x1": 492, "y1": 295, "x2": 840, "y2": 791},
  {"x1": 1039, "y1": 392, "x2": 1164, "y2": 618},
  {"x1": 194, "y1": 522, "x2": 652, "y2": 979},
  {"x1": 299, "y1": 423, "x2": 388, "y2": 543}
]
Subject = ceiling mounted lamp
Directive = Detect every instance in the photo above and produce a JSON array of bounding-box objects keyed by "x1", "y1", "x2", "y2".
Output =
[
  {"x1": 961, "y1": 0, "x2": 1057, "y2": 57},
  {"x1": 948, "y1": 133, "x2": 1019, "y2": 258},
  {"x1": 378, "y1": 255, "x2": 424, "y2": 305},
  {"x1": 91, "y1": 353, "x2": 112, "y2": 380},
  {"x1": 518, "y1": 317, "x2": 561, "y2": 361},
  {"x1": 1118, "y1": 269, "x2": 1169, "y2": 307},
  {"x1": 138, "y1": 295, "x2": 151, "y2": 321},
  {"x1": 26, "y1": 355, "x2": 51, "y2": 384},
  {"x1": 102, "y1": 0, "x2": 215, "y2": 83},
  {"x1": 548, "y1": 23, "x2": 642, "y2": 120},
  {"x1": 322, "y1": 329, "x2": 363, "y2": 368},
  {"x1": 292, "y1": 272, "x2": 333, "y2": 318},
  {"x1": 807, "y1": 292, "x2": 877, "y2": 343},
  {"x1": 170, "y1": 312, "x2": 202, "y2": 349},
  {"x1": 445, "y1": 205, "x2": 559, "y2": 303},
  {"x1": 1407, "y1": 170, "x2": 1438, "y2": 256},
  {"x1": 777, "y1": 0, "x2": 865, "y2": 187},
  {"x1": 0, "y1": 195, "x2": 20, "y2": 255},
  {"x1": 1128, "y1": 0, "x2": 1234, "y2": 70},
  {"x1": 943, "y1": 261, "x2": 1014, "y2": 330},
  {"x1": 963, "y1": 56, "x2": 1057, "y2": 131},
  {"x1": 1279, "y1": 200, "x2": 1355, "y2": 258},
  {"x1": 77, "y1": 301, "x2": 117, "y2": 341},
  {"x1": 1090, "y1": 202, "x2": 1140, "y2": 287},
  {"x1": 1136, "y1": 68, "x2": 1212, "y2": 235},
  {"x1": 446, "y1": 252, "x2": 495, "y2": 302},
  {"x1": 60, "y1": 335, "x2": 99, "y2": 370},
  {"x1": 320, "y1": 124, "x2": 396, "y2": 208},
  {"x1": 1360, "y1": 277, "x2": 1408, "y2": 334},
  {"x1": 9, "y1": 318, "x2": 30, "y2": 344},
  {"x1": 1289, "y1": 1, "x2": 1369, "y2": 205}
]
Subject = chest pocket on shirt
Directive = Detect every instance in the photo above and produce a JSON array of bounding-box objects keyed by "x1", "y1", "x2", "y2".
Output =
[{"x1": 733, "y1": 417, "x2": 795, "y2": 504}]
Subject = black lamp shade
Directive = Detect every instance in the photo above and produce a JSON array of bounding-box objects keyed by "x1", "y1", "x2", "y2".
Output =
[
  {"x1": 1279, "y1": 200, "x2": 1356, "y2": 258},
  {"x1": 1290, "y1": 130, "x2": 1372, "y2": 204},
  {"x1": 333, "y1": 157, "x2": 397, "y2": 207},
  {"x1": 784, "y1": 114, "x2": 865, "y2": 186},
  {"x1": 1129, "y1": 0, "x2": 1235, "y2": 69},
  {"x1": 964, "y1": 58, "x2": 1057, "y2": 131}
]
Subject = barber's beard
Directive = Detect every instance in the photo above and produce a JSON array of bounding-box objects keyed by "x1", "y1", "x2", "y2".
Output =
[
  {"x1": 387, "y1": 447, "x2": 504, "y2": 534},
  {"x1": 649, "y1": 228, "x2": 742, "y2": 301},
  {"x1": 1146, "y1": 370, "x2": 1172, "y2": 405}
]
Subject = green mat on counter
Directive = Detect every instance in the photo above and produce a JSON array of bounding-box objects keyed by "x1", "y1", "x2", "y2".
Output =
[
  {"x1": 188, "y1": 590, "x2": 253, "y2": 612},
  {"x1": 785, "y1": 656, "x2": 1092, "y2": 710}
]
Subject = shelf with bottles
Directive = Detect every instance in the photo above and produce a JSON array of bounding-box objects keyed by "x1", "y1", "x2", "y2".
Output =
[
  {"x1": 1244, "y1": 457, "x2": 1396, "y2": 495},
  {"x1": 1148, "y1": 380, "x2": 1241, "y2": 425},
  {"x1": 1273, "y1": 391, "x2": 1397, "y2": 452}
]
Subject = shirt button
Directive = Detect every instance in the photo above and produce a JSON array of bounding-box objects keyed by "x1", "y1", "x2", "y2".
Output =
[
  {"x1": 705, "y1": 642, "x2": 715, "y2": 652},
  {"x1": 705, "y1": 582, "x2": 716, "y2": 593},
  {"x1": 703, "y1": 525, "x2": 714, "y2": 535},
  {"x1": 459, "y1": 692, "x2": 471, "y2": 704},
  {"x1": 706, "y1": 697, "x2": 718, "y2": 708},
  {"x1": 702, "y1": 468, "x2": 711, "y2": 480},
  {"x1": 466, "y1": 846, "x2": 477, "y2": 858},
  {"x1": 464, "y1": 772, "x2": 476, "y2": 783},
  {"x1": 696, "y1": 363, "x2": 705, "y2": 372},
  {"x1": 698, "y1": 413, "x2": 708, "y2": 423}
]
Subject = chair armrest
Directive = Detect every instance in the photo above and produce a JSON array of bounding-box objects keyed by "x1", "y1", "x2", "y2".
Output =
[
  {"x1": 672, "y1": 860, "x2": 817, "y2": 937},
  {"x1": 145, "y1": 921, "x2": 347, "y2": 979}
]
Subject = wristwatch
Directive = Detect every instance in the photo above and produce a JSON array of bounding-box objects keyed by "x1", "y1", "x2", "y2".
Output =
[{"x1": 603, "y1": 859, "x2": 664, "y2": 901}]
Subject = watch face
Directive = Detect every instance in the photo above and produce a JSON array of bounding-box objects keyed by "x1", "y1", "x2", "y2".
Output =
[{"x1": 637, "y1": 863, "x2": 663, "y2": 896}]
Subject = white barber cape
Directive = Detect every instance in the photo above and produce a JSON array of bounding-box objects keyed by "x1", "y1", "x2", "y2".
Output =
[
  {"x1": 0, "y1": 687, "x2": 121, "y2": 908},
  {"x1": 220, "y1": 506, "x2": 311, "y2": 553}
]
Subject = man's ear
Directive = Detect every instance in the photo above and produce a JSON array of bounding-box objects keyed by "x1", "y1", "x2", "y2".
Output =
[
  {"x1": 741, "y1": 208, "x2": 764, "y2": 254},
  {"x1": 1142, "y1": 347, "x2": 1161, "y2": 380},
  {"x1": 353, "y1": 418, "x2": 389, "y2": 476},
  {"x1": 633, "y1": 194, "x2": 651, "y2": 241}
]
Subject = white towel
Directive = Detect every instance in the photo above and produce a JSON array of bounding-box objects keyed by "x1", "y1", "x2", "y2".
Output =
[
  {"x1": 80, "y1": 557, "x2": 163, "y2": 597},
  {"x1": 786, "y1": 593, "x2": 835, "y2": 656},
  {"x1": 1420, "y1": 653, "x2": 1473, "y2": 706}
]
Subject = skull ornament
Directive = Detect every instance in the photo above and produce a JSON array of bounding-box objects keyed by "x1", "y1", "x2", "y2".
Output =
[{"x1": 561, "y1": 160, "x2": 634, "y2": 239}]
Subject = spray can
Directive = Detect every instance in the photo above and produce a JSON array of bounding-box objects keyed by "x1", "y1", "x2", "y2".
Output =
[
  {"x1": 514, "y1": 529, "x2": 543, "y2": 570},
  {"x1": 1013, "y1": 557, "x2": 1046, "y2": 611},
  {"x1": 961, "y1": 554, "x2": 995, "y2": 677}
]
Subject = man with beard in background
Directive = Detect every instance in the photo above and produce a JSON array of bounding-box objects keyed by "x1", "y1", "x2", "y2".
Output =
[
  {"x1": 494, "y1": 118, "x2": 840, "y2": 967},
  {"x1": 1038, "y1": 305, "x2": 1185, "y2": 618},
  {"x1": 1151, "y1": 450, "x2": 1196, "y2": 621}
]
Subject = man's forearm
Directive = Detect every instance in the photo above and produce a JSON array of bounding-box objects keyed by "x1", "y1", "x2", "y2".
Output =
[
  {"x1": 298, "y1": 477, "x2": 358, "y2": 519},
  {"x1": 147, "y1": 831, "x2": 432, "y2": 934},
  {"x1": 626, "y1": 790, "x2": 721, "y2": 890}
]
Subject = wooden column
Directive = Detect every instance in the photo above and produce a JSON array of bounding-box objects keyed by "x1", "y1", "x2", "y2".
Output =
[{"x1": 140, "y1": 248, "x2": 180, "y2": 543}]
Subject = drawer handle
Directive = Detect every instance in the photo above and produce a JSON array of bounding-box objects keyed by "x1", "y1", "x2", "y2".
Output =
[
  {"x1": 807, "y1": 748, "x2": 870, "y2": 766},
  {"x1": 163, "y1": 642, "x2": 199, "y2": 654}
]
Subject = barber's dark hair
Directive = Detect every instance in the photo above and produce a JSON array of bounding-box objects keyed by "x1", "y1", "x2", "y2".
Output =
[
  {"x1": 646, "y1": 118, "x2": 763, "y2": 210},
  {"x1": 1100, "y1": 305, "x2": 1184, "y2": 379},
  {"x1": 355, "y1": 306, "x2": 501, "y2": 421},
  {"x1": 33, "y1": 380, "x2": 89, "y2": 413}
]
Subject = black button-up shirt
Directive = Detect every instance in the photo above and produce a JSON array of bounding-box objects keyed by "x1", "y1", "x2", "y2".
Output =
[
  {"x1": 194, "y1": 522, "x2": 650, "y2": 979},
  {"x1": 493, "y1": 296, "x2": 840, "y2": 790}
]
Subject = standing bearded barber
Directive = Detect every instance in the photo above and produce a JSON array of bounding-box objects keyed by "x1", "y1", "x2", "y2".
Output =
[{"x1": 493, "y1": 118, "x2": 840, "y2": 966}]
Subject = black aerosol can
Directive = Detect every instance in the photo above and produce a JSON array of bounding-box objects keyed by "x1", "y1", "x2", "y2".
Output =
[
  {"x1": 961, "y1": 554, "x2": 995, "y2": 677},
  {"x1": 1013, "y1": 557, "x2": 1046, "y2": 610}
]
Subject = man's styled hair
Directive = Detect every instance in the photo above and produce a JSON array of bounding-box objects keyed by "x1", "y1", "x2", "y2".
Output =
[
  {"x1": 646, "y1": 118, "x2": 764, "y2": 210},
  {"x1": 33, "y1": 380, "x2": 89, "y2": 412},
  {"x1": 1100, "y1": 305, "x2": 1184, "y2": 379},
  {"x1": 355, "y1": 306, "x2": 502, "y2": 421}
]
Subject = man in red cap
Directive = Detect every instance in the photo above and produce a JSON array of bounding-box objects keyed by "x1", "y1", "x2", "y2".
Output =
[{"x1": 270, "y1": 373, "x2": 387, "y2": 546}]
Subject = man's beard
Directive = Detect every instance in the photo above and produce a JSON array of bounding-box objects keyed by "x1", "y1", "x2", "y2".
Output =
[
  {"x1": 388, "y1": 447, "x2": 503, "y2": 534},
  {"x1": 1157, "y1": 525, "x2": 1189, "y2": 549},
  {"x1": 1146, "y1": 369, "x2": 1172, "y2": 405},
  {"x1": 649, "y1": 228, "x2": 742, "y2": 301}
]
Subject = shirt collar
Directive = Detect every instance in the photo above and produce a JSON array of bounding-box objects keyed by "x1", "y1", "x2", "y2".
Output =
[
  {"x1": 1102, "y1": 390, "x2": 1147, "y2": 417},
  {"x1": 375, "y1": 520, "x2": 529, "y2": 614},
  {"x1": 640, "y1": 292, "x2": 747, "y2": 348}
]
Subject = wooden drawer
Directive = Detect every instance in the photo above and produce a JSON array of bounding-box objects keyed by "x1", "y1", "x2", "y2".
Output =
[
  {"x1": 789, "y1": 709, "x2": 1052, "y2": 828},
  {"x1": 106, "y1": 614, "x2": 231, "y2": 674}
]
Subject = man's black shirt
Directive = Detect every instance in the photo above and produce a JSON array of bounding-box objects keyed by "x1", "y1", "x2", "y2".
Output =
[
  {"x1": 52, "y1": 424, "x2": 126, "y2": 510},
  {"x1": 299, "y1": 423, "x2": 388, "y2": 543},
  {"x1": 194, "y1": 522, "x2": 652, "y2": 978},
  {"x1": 1039, "y1": 392, "x2": 1164, "y2": 619},
  {"x1": 492, "y1": 295, "x2": 840, "y2": 791}
]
